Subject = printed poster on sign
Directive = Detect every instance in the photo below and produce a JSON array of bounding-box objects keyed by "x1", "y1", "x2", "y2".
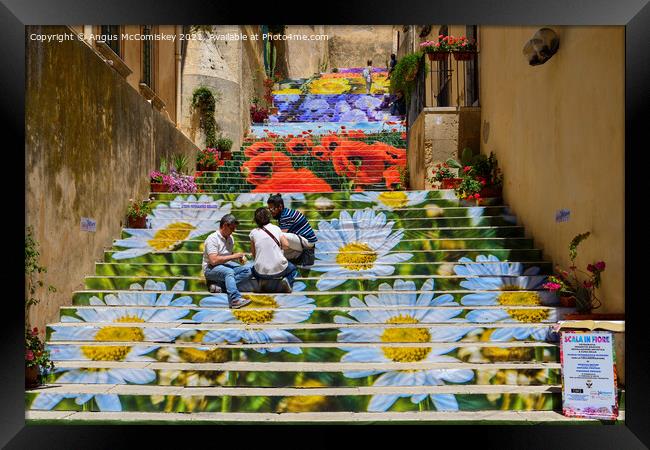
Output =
[{"x1": 560, "y1": 331, "x2": 618, "y2": 420}]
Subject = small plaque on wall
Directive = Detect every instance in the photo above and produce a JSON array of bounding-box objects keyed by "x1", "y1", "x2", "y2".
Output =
[{"x1": 80, "y1": 217, "x2": 96, "y2": 232}]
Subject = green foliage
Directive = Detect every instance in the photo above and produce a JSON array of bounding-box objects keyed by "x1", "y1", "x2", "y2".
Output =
[
  {"x1": 569, "y1": 231, "x2": 591, "y2": 263},
  {"x1": 191, "y1": 86, "x2": 219, "y2": 148},
  {"x1": 25, "y1": 327, "x2": 55, "y2": 381},
  {"x1": 172, "y1": 154, "x2": 190, "y2": 175},
  {"x1": 126, "y1": 199, "x2": 154, "y2": 219},
  {"x1": 25, "y1": 227, "x2": 56, "y2": 329},
  {"x1": 216, "y1": 136, "x2": 233, "y2": 152},
  {"x1": 389, "y1": 52, "x2": 423, "y2": 101},
  {"x1": 471, "y1": 152, "x2": 503, "y2": 187},
  {"x1": 159, "y1": 157, "x2": 169, "y2": 174},
  {"x1": 460, "y1": 147, "x2": 474, "y2": 166}
]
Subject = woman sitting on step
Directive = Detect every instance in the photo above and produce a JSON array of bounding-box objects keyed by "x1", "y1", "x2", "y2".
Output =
[{"x1": 248, "y1": 207, "x2": 297, "y2": 293}]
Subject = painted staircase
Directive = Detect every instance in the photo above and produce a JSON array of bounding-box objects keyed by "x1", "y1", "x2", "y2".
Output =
[{"x1": 26, "y1": 68, "x2": 622, "y2": 423}]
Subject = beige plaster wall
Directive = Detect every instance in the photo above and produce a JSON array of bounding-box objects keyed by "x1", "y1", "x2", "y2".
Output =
[
  {"x1": 284, "y1": 25, "x2": 328, "y2": 78},
  {"x1": 324, "y1": 26, "x2": 394, "y2": 69},
  {"x1": 25, "y1": 26, "x2": 200, "y2": 332},
  {"x1": 479, "y1": 25, "x2": 624, "y2": 312}
]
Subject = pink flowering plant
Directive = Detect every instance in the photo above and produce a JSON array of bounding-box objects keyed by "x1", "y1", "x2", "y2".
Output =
[
  {"x1": 149, "y1": 171, "x2": 165, "y2": 183},
  {"x1": 25, "y1": 327, "x2": 54, "y2": 380},
  {"x1": 542, "y1": 232, "x2": 605, "y2": 312},
  {"x1": 163, "y1": 171, "x2": 198, "y2": 193},
  {"x1": 420, "y1": 34, "x2": 454, "y2": 53}
]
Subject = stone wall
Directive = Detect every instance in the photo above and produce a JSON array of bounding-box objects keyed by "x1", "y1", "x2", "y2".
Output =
[
  {"x1": 407, "y1": 107, "x2": 481, "y2": 189},
  {"x1": 479, "y1": 25, "x2": 625, "y2": 313},
  {"x1": 25, "y1": 26, "x2": 199, "y2": 332},
  {"x1": 284, "y1": 25, "x2": 328, "y2": 78},
  {"x1": 179, "y1": 25, "x2": 267, "y2": 152},
  {"x1": 325, "y1": 26, "x2": 394, "y2": 70}
]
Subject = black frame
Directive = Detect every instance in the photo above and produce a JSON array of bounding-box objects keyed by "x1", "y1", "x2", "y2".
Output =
[{"x1": 6, "y1": 0, "x2": 650, "y2": 447}]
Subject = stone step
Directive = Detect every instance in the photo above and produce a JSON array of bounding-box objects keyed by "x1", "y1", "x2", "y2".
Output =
[
  {"x1": 116, "y1": 216, "x2": 517, "y2": 232},
  {"x1": 105, "y1": 248, "x2": 542, "y2": 264},
  {"x1": 25, "y1": 409, "x2": 625, "y2": 424},
  {"x1": 46, "y1": 322, "x2": 555, "y2": 343},
  {"x1": 94, "y1": 260, "x2": 552, "y2": 277},
  {"x1": 150, "y1": 204, "x2": 508, "y2": 218},
  {"x1": 82, "y1": 274, "x2": 550, "y2": 293},
  {"x1": 71, "y1": 289, "x2": 556, "y2": 308},
  {"x1": 46, "y1": 341, "x2": 560, "y2": 364},
  {"x1": 148, "y1": 190, "x2": 465, "y2": 201},
  {"x1": 26, "y1": 383, "x2": 564, "y2": 413},
  {"x1": 59, "y1": 304, "x2": 569, "y2": 325},
  {"x1": 112, "y1": 238, "x2": 534, "y2": 254}
]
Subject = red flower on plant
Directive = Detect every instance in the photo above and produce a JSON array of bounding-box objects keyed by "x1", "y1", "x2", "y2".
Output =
[
  {"x1": 332, "y1": 141, "x2": 387, "y2": 185},
  {"x1": 400, "y1": 132, "x2": 407, "y2": 139},
  {"x1": 311, "y1": 145, "x2": 331, "y2": 161},
  {"x1": 253, "y1": 168, "x2": 333, "y2": 193},
  {"x1": 244, "y1": 141, "x2": 275, "y2": 158},
  {"x1": 241, "y1": 151, "x2": 293, "y2": 185},
  {"x1": 375, "y1": 143, "x2": 406, "y2": 168},
  {"x1": 463, "y1": 166, "x2": 472, "y2": 173},
  {"x1": 345, "y1": 129, "x2": 366, "y2": 139},
  {"x1": 26, "y1": 350, "x2": 34, "y2": 361},
  {"x1": 383, "y1": 166, "x2": 401, "y2": 190},
  {"x1": 31, "y1": 327, "x2": 38, "y2": 336},
  {"x1": 320, "y1": 134, "x2": 344, "y2": 153},
  {"x1": 285, "y1": 137, "x2": 313, "y2": 155},
  {"x1": 595, "y1": 261, "x2": 606, "y2": 271}
]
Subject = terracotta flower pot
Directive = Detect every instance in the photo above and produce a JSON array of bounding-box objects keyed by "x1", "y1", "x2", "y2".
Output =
[
  {"x1": 560, "y1": 295, "x2": 577, "y2": 307},
  {"x1": 25, "y1": 364, "x2": 40, "y2": 388},
  {"x1": 453, "y1": 51, "x2": 476, "y2": 61},
  {"x1": 441, "y1": 178, "x2": 462, "y2": 189},
  {"x1": 220, "y1": 150, "x2": 232, "y2": 161},
  {"x1": 127, "y1": 215, "x2": 147, "y2": 229},
  {"x1": 196, "y1": 163, "x2": 218, "y2": 172},
  {"x1": 427, "y1": 51, "x2": 448, "y2": 62},
  {"x1": 150, "y1": 182, "x2": 168, "y2": 192}
]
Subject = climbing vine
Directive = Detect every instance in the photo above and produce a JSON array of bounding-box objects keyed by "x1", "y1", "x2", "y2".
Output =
[
  {"x1": 191, "y1": 86, "x2": 219, "y2": 148},
  {"x1": 25, "y1": 227, "x2": 56, "y2": 328}
]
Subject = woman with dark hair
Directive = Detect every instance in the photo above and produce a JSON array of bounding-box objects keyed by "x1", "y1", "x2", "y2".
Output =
[{"x1": 249, "y1": 207, "x2": 297, "y2": 293}]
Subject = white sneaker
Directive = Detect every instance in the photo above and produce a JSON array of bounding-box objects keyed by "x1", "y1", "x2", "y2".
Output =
[{"x1": 208, "y1": 284, "x2": 222, "y2": 294}]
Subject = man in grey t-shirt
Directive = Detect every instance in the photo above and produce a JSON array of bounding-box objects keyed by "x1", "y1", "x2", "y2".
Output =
[{"x1": 203, "y1": 214, "x2": 251, "y2": 309}]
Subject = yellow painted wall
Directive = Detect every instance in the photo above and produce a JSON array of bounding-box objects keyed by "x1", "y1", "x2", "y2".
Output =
[{"x1": 479, "y1": 25, "x2": 625, "y2": 312}]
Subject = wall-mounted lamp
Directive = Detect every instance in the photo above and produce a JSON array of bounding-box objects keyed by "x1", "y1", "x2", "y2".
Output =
[{"x1": 523, "y1": 28, "x2": 560, "y2": 66}]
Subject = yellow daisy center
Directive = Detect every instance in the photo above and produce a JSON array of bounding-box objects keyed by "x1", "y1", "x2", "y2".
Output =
[
  {"x1": 147, "y1": 222, "x2": 195, "y2": 251},
  {"x1": 178, "y1": 331, "x2": 230, "y2": 363},
  {"x1": 336, "y1": 242, "x2": 377, "y2": 271},
  {"x1": 381, "y1": 315, "x2": 432, "y2": 363},
  {"x1": 232, "y1": 294, "x2": 278, "y2": 324},
  {"x1": 479, "y1": 330, "x2": 535, "y2": 361},
  {"x1": 377, "y1": 191, "x2": 409, "y2": 209},
  {"x1": 497, "y1": 291, "x2": 549, "y2": 323},
  {"x1": 277, "y1": 379, "x2": 329, "y2": 412},
  {"x1": 81, "y1": 316, "x2": 145, "y2": 361}
]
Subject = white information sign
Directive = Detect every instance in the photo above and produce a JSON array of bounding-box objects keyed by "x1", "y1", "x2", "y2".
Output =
[{"x1": 560, "y1": 331, "x2": 618, "y2": 420}]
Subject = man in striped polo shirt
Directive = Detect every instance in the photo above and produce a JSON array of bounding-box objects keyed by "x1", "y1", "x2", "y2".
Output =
[{"x1": 267, "y1": 193, "x2": 317, "y2": 263}]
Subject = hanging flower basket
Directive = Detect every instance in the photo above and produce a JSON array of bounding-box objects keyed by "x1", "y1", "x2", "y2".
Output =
[
  {"x1": 127, "y1": 215, "x2": 147, "y2": 229},
  {"x1": 441, "y1": 178, "x2": 462, "y2": 189},
  {"x1": 428, "y1": 51, "x2": 449, "y2": 62},
  {"x1": 25, "y1": 365, "x2": 40, "y2": 388},
  {"x1": 404, "y1": 63, "x2": 420, "y2": 81},
  {"x1": 453, "y1": 51, "x2": 476, "y2": 61},
  {"x1": 150, "y1": 182, "x2": 168, "y2": 193}
]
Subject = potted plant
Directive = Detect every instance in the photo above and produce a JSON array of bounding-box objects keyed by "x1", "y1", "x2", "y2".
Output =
[
  {"x1": 126, "y1": 198, "x2": 153, "y2": 229},
  {"x1": 429, "y1": 162, "x2": 461, "y2": 189},
  {"x1": 451, "y1": 35, "x2": 478, "y2": 61},
  {"x1": 542, "y1": 232, "x2": 606, "y2": 314},
  {"x1": 25, "y1": 327, "x2": 54, "y2": 388},
  {"x1": 25, "y1": 227, "x2": 56, "y2": 388},
  {"x1": 389, "y1": 52, "x2": 423, "y2": 102},
  {"x1": 164, "y1": 172, "x2": 198, "y2": 193},
  {"x1": 420, "y1": 35, "x2": 453, "y2": 61},
  {"x1": 196, "y1": 148, "x2": 222, "y2": 171},
  {"x1": 216, "y1": 136, "x2": 233, "y2": 161},
  {"x1": 172, "y1": 153, "x2": 190, "y2": 175},
  {"x1": 250, "y1": 100, "x2": 270, "y2": 124},
  {"x1": 150, "y1": 157, "x2": 169, "y2": 192}
]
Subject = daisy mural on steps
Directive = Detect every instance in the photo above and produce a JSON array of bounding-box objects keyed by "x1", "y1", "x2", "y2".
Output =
[
  {"x1": 111, "y1": 196, "x2": 232, "y2": 260},
  {"x1": 192, "y1": 282, "x2": 316, "y2": 354},
  {"x1": 32, "y1": 280, "x2": 191, "y2": 412},
  {"x1": 335, "y1": 279, "x2": 476, "y2": 412},
  {"x1": 454, "y1": 255, "x2": 555, "y2": 341},
  {"x1": 312, "y1": 209, "x2": 413, "y2": 290},
  {"x1": 350, "y1": 190, "x2": 429, "y2": 210}
]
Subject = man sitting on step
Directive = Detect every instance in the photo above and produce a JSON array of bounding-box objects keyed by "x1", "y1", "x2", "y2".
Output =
[
  {"x1": 267, "y1": 193, "x2": 317, "y2": 265},
  {"x1": 202, "y1": 214, "x2": 252, "y2": 309}
]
